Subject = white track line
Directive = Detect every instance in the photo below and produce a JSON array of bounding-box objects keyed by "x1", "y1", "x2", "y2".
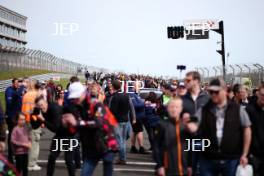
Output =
[
  {"x1": 125, "y1": 161, "x2": 155, "y2": 166},
  {"x1": 37, "y1": 160, "x2": 156, "y2": 166},
  {"x1": 114, "y1": 168, "x2": 155, "y2": 172}
]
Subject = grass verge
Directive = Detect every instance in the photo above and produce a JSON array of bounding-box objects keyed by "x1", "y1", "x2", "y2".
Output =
[{"x1": 0, "y1": 69, "x2": 52, "y2": 80}]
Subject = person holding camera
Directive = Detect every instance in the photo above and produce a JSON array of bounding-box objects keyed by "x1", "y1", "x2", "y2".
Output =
[
  {"x1": 32, "y1": 95, "x2": 76, "y2": 176},
  {"x1": 62, "y1": 82, "x2": 119, "y2": 176}
]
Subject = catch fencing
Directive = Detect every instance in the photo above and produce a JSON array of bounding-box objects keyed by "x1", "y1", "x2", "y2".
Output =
[
  {"x1": 195, "y1": 63, "x2": 264, "y2": 87},
  {"x1": 0, "y1": 45, "x2": 84, "y2": 74}
]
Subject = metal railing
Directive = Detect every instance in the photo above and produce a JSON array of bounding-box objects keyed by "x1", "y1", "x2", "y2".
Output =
[
  {"x1": 195, "y1": 63, "x2": 264, "y2": 87},
  {"x1": 0, "y1": 45, "x2": 85, "y2": 74}
]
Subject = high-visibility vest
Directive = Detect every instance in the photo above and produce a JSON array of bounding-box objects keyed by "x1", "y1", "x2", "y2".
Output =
[{"x1": 22, "y1": 91, "x2": 38, "y2": 122}]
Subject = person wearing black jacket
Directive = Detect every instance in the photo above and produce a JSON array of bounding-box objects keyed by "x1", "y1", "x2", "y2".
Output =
[
  {"x1": 154, "y1": 97, "x2": 190, "y2": 176},
  {"x1": 187, "y1": 79, "x2": 252, "y2": 176},
  {"x1": 32, "y1": 96, "x2": 75, "y2": 176},
  {"x1": 109, "y1": 80, "x2": 136, "y2": 164},
  {"x1": 182, "y1": 71, "x2": 210, "y2": 175},
  {"x1": 62, "y1": 82, "x2": 118, "y2": 176},
  {"x1": 182, "y1": 72, "x2": 209, "y2": 116},
  {"x1": 85, "y1": 71, "x2": 90, "y2": 80},
  {"x1": 246, "y1": 85, "x2": 264, "y2": 176}
]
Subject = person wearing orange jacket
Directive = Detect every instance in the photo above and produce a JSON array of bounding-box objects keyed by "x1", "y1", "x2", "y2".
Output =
[{"x1": 21, "y1": 79, "x2": 42, "y2": 171}]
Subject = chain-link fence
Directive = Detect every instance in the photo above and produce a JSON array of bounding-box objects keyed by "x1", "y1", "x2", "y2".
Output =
[
  {"x1": 195, "y1": 63, "x2": 264, "y2": 87},
  {"x1": 0, "y1": 45, "x2": 84, "y2": 74}
]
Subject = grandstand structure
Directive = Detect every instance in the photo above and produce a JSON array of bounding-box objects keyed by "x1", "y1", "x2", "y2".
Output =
[{"x1": 0, "y1": 5, "x2": 96, "y2": 74}]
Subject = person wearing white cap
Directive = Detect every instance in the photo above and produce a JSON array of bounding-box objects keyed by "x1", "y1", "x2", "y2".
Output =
[
  {"x1": 67, "y1": 81, "x2": 85, "y2": 170},
  {"x1": 62, "y1": 82, "x2": 118, "y2": 176},
  {"x1": 177, "y1": 82, "x2": 187, "y2": 97},
  {"x1": 68, "y1": 82, "x2": 86, "y2": 100}
]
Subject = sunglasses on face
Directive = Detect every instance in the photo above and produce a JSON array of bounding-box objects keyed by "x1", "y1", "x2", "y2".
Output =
[{"x1": 209, "y1": 90, "x2": 220, "y2": 95}]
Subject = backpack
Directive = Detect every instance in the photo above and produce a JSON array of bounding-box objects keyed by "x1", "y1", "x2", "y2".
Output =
[{"x1": 87, "y1": 96, "x2": 119, "y2": 154}]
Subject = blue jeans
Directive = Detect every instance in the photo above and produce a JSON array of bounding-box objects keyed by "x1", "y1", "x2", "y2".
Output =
[
  {"x1": 81, "y1": 152, "x2": 114, "y2": 176},
  {"x1": 114, "y1": 122, "x2": 128, "y2": 161},
  {"x1": 125, "y1": 122, "x2": 132, "y2": 140},
  {"x1": 199, "y1": 157, "x2": 239, "y2": 176}
]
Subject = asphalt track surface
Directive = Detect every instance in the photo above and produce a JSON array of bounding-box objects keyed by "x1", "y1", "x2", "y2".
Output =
[{"x1": 28, "y1": 129, "x2": 154, "y2": 176}]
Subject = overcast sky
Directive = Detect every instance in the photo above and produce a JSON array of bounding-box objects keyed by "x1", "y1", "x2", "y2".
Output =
[{"x1": 1, "y1": 0, "x2": 264, "y2": 77}]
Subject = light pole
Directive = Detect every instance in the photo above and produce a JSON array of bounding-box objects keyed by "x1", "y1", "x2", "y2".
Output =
[
  {"x1": 177, "y1": 65, "x2": 186, "y2": 80},
  {"x1": 236, "y1": 64, "x2": 243, "y2": 83},
  {"x1": 229, "y1": 65, "x2": 235, "y2": 84},
  {"x1": 213, "y1": 21, "x2": 226, "y2": 81}
]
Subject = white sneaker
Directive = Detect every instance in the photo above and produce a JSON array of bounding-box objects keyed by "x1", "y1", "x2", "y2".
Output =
[{"x1": 28, "y1": 165, "x2": 42, "y2": 171}]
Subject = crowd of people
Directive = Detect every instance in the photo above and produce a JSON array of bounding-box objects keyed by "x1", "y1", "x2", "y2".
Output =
[{"x1": 0, "y1": 70, "x2": 263, "y2": 176}]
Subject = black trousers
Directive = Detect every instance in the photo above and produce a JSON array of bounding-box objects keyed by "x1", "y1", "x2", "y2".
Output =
[
  {"x1": 250, "y1": 156, "x2": 264, "y2": 176},
  {"x1": 47, "y1": 135, "x2": 75, "y2": 176},
  {"x1": 145, "y1": 126, "x2": 156, "y2": 149},
  {"x1": 74, "y1": 134, "x2": 81, "y2": 168},
  {"x1": 6, "y1": 118, "x2": 15, "y2": 163},
  {"x1": 15, "y1": 154, "x2": 28, "y2": 176}
]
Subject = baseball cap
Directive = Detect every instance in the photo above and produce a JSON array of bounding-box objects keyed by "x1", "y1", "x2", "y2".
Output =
[
  {"x1": 163, "y1": 83, "x2": 171, "y2": 90},
  {"x1": 178, "y1": 82, "x2": 185, "y2": 87},
  {"x1": 170, "y1": 85, "x2": 177, "y2": 91},
  {"x1": 163, "y1": 83, "x2": 176, "y2": 91},
  {"x1": 208, "y1": 78, "x2": 226, "y2": 91},
  {"x1": 68, "y1": 82, "x2": 86, "y2": 99}
]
